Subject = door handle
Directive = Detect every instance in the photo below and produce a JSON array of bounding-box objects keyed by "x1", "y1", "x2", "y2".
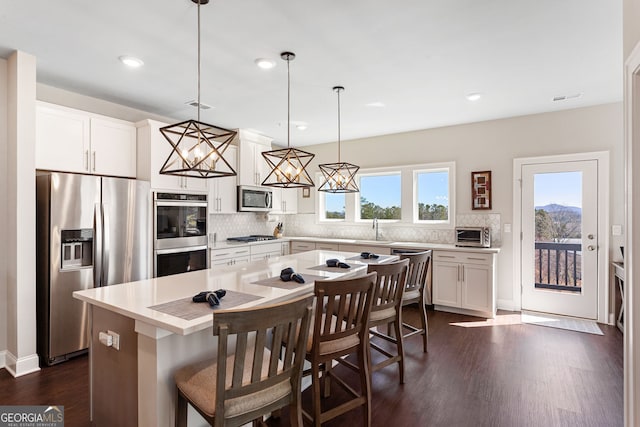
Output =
[
  {"x1": 85, "y1": 150, "x2": 90, "y2": 171},
  {"x1": 92, "y1": 151, "x2": 96, "y2": 171},
  {"x1": 102, "y1": 204, "x2": 110, "y2": 285},
  {"x1": 587, "y1": 245, "x2": 596, "y2": 251},
  {"x1": 93, "y1": 204, "x2": 102, "y2": 287},
  {"x1": 587, "y1": 234, "x2": 595, "y2": 240}
]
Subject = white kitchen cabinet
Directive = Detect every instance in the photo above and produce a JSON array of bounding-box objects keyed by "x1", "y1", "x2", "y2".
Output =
[
  {"x1": 210, "y1": 246, "x2": 251, "y2": 267},
  {"x1": 36, "y1": 102, "x2": 136, "y2": 177},
  {"x1": 238, "y1": 130, "x2": 272, "y2": 187},
  {"x1": 208, "y1": 146, "x2": 238, "y2": 214},
  {"x1": 432, "y1": 251, "x2": 496, "y2": 318},
  {"x1": 136, "y1": 119, "x2": 209, "y2": 193},
  {"x1": 271, "y1": 188, "x2": 298, "y2": 214},
  {"x1": 250, "y1": 242, "x2": 283, "y2": 262}
]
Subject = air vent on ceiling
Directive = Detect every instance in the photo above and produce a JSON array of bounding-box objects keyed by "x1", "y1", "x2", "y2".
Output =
[
  {"x1": 552, "y1": 93, "x2": 582, "y2": 102},
  {"x1": 185, "y1": 100, "x2": 212, "y2": 109}
]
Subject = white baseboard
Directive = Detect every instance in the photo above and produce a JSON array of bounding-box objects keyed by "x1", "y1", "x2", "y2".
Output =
[
  {"x1": 4, "y1": 351, "x2": 40, "y2": 377},
  {"x1": 497, "y1": 299, "x2": 520, "y2": 312},
  {"x1": 0, "y1": 350, "x2": 6, "y2": 370}
]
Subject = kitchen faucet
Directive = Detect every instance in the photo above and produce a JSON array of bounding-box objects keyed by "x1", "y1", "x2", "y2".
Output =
[{"x1": 373, "y1": 217, "x2": 379, "y2": 241}]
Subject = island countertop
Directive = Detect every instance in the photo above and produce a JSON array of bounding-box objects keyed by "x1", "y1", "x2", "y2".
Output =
[{"x1": 73, "y1": 250, "x2": 370, "y2": 336}]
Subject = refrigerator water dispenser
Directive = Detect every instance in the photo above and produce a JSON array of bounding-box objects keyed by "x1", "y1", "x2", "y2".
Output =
[{"x1": 60, "y1": 229, "x2": 93, "y2": 270}]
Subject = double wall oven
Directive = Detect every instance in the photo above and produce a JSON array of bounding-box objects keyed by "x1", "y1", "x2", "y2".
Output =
[{"x1": 154, "y1": 192, "x2": 208, "y2": 277}]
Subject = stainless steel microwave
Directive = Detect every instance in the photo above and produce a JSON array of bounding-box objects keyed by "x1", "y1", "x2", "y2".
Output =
[
  {"x1": 455, "y1": 227, "x2": 491, "y2": 248},
  {"x1": 238, "y1": 186, "x2": 272, "y2": 212}
]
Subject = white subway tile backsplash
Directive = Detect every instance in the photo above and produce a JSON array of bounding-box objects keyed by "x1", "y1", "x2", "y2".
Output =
[{"x1": 209, "y1": 212, "x2": 501, "y2": 246}]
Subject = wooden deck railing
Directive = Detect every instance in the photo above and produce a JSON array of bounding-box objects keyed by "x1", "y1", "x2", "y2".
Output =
[{"x1": 534, "y1": 242, "x2": 582, "y2": 292}]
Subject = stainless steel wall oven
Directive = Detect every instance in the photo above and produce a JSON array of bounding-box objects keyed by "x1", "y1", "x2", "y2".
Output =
[{"x1": 154, "y1": 192, "x2": 208, "y2": 277}]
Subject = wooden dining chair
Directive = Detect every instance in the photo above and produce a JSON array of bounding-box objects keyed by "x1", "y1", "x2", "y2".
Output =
[
  {"x1": 365, "y1": 259, "x2": 409, "y2": 384},
  {"x1": 398, "y1": 250, "x2": 432, "y2": 352},
  {"x1": 303, "y1": 272, "x2": 376, "y2": 427},
  {"x1": 174, "y1": 294, "x2": 314, "y2": 427}
]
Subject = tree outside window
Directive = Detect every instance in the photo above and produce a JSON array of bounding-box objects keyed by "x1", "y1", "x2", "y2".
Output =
[{"x1": 359, "y1": 173, "x2": 401, "y2": 219}]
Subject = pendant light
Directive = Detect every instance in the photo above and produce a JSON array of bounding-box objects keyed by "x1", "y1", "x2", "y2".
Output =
[
  {"x1": 318, "y1": 86, "x2": 360, "y2": 193},
  {"x1": 159, "y1": 0, "x2": 237, "y2": 179},
  {"x1": 261, "y1": 52, "x2": 315, "y2": 188}
]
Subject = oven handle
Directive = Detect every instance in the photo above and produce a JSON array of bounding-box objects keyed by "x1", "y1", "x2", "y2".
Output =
[
  {"x1": 155, "y1": 201, "x2": 207, "y2": 208},
  {"x1": 155, "y1": 245, "x2": 208, "y2": 255}
]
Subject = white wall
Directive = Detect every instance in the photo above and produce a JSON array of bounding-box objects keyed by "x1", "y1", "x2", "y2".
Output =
[
  {"x1": 300, "y1": 103, "x2": 624, "y2": 311},
  {"x1": 0, "y1": 57, "x2": 8, "y2": 367}
]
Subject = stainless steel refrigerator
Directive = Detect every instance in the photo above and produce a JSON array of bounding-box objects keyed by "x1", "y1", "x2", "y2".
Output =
[{"x1": 36, "y1": 172, "x2": 151, "y2": 365}]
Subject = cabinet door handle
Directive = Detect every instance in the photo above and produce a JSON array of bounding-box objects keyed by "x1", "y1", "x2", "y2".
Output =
[
  {"x1": 467, "y1": 257, "x2": 485, "y2": 261},
  {"x1": 461, "y1": 265, "x2": 465, "y2": 282},
  {"x1": 85, "y1": 150, "x2": 89, "y2": 171},
  {"x1": 92, "y1": 151, "x2": 96, "y2": 171}
]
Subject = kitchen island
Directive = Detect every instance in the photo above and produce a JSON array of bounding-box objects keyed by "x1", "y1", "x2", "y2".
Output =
[{"x1": 73, "y1": 250, "x2": 373, "y2": 427}]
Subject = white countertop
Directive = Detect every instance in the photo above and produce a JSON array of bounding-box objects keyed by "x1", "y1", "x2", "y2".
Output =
[
  {"x1": 287, "y1": 236, "x2": 501, "y2": 254},
  {"x1": 74, "y1": 250, "x2": 370, "y2": 336}
]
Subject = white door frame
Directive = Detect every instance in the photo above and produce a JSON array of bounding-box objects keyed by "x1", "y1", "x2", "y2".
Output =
[
  {"x1": 623, "y1": 38, "x2": 640, "y2": 427},
  {"x1": 513, "y1": 151, "x2": 610, "y2": 324}
]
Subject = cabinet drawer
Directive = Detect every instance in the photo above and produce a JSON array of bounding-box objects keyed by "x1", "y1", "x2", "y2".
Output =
[
  {"x1": 210, "y1": 246, "x2": 250, "y2": 261},
  {"x1": 291, "y1": 241, "x2": 315, "y2": 252},
  {"x1": 316, "y1": 243, "x2": 340, "y2": 251},
  {"x1": 434, "y1": 251, "x2": 492, "y2": 265},
  {"x1": 250, "y1": 242, "x2": 283, "y2": 255}
]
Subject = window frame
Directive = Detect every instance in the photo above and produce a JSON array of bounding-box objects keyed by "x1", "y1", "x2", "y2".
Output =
[
  {"x1": 413, "y1": 163, "x2": 455, "y2": 227},
  {"x1": 315, "y1": 162, "x2": 456, "y2": 229}
]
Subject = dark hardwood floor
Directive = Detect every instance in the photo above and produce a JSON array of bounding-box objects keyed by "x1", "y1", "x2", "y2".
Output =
[{"x1": 0, "y1": 308, "x2": 623, "y2": 427}]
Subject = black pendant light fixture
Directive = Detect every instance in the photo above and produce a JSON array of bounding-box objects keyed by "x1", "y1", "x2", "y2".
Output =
[
  {"x1": 318, "y1": 86, "x2": 360, "y2": 193},
  {"x1": 261, "y1": 52, "x2": 315, "y2": 188},
  {"x1": 159, "y1": 0, "x2": 237, "y2": 179}
]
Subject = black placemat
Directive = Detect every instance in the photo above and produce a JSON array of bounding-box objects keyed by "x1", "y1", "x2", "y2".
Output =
[{"x1": 148, "y1": 290, "x2": 264, "y2": 321}]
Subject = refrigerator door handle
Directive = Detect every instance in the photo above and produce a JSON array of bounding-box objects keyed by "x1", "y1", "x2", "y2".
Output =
[
  {"x1": 102, "y1": 203, "x2": 110, "y2": 286},
  {"x1": 94, "y1": 203, "x2": 103, "y2": 288}
]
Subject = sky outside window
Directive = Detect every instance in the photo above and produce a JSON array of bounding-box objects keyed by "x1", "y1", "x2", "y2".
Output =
[{"x1": 324, "y1": 192, "x2": 345, "y2": 219}]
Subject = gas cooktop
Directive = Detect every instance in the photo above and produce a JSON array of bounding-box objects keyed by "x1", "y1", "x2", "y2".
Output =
[{"x1": 227, "y1": 235, "x2": 276, "y2": 243}]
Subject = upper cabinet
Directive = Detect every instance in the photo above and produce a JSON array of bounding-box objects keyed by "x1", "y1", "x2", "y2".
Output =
[
  {"x1": 271, "y1": 187, "x2": 298, "y2": 214},
  {"x1": 238, "y1": 130, "x2": 272, "y2": 187},
  {"x1": 35, "y1": 102, "x2": 136, "y2": 178},
  {"x1": 136, "y1": 119, "x2": 208, "y2": 193},
  {"x1": 208, "y1": 145, "x2": 238, "y2": 214}
]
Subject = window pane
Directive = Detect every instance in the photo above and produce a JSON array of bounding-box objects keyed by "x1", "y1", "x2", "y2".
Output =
[
  {"x1": 417, "y1": 171, "x2": 449, "y2": 221},
  {"x1": 324, "y1": 193, "x2": 345, "y2": 219},
  {"x1": 360, "y1": 174, "x2": 401, "y2": 219}
]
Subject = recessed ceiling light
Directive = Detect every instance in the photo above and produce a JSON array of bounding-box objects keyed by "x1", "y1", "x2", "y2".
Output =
[
  {"x1": 296, "y1": 124, "x2": 308, "y2": 131},
  {"x1": 254, "y1": 58, "x2": 276, "y2": 69},
  {"x1": 185, "y1": 100, "x2": 213, "y2": 110},
  {"x1": 365, "y1": 102, "x2": 385, "y2": 108},
  {"x1": 466, "y1": 92, "x2": 482, "y2": 101},
  {"x1": 119, "y1": 55, "x2": 144, "y2": 68}
]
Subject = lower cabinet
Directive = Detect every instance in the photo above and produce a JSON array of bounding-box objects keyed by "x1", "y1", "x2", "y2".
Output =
[
  {"x1": 432, "y1": 250, "x2": 496, "y2": 318},
  {"x1": 210, "y1": 246, "x2": 251, "y2": 267},
  {"x1": 250, "y1": 242, "x2": 284, "y2": 262}
]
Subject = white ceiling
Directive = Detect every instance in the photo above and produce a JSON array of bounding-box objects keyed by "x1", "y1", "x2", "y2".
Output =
[{"x1": 0, "y1": 0, "x2": 622, "y2": 146}]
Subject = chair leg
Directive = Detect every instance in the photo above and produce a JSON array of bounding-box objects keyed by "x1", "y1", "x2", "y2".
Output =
[
  {"x1": 394, "y1": 318, "x2": 405, "y2": 384},
  {"x1": 420, "y1": 302, "x2": 429, "y2": 353},
  {"x1": 322, "y1": 361, "x2": 332, "y2": 398},
  {"x1": 289, "y1": 400, "x2": 303, "y2": 427},
  {"x1": 358, "y1": 343, "x2": 372, "y2": 427},
  {"x1": 175, "y1": 390, "x2": 188, "y2": 427},
  {"x1": 312, "y1": 362, "x2": 322, "y2": 427}
]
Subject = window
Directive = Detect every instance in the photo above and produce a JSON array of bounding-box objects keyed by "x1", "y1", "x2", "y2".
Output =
[
  {"x1": 415, "y1": 169, "x2": 450, "y2": 222},
  {"x1": 324, "y1": 192, "x2": 345, "y2": 220},
  {"x1": 359, "y1": 173, "x2": 401, "y2": 220}
]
